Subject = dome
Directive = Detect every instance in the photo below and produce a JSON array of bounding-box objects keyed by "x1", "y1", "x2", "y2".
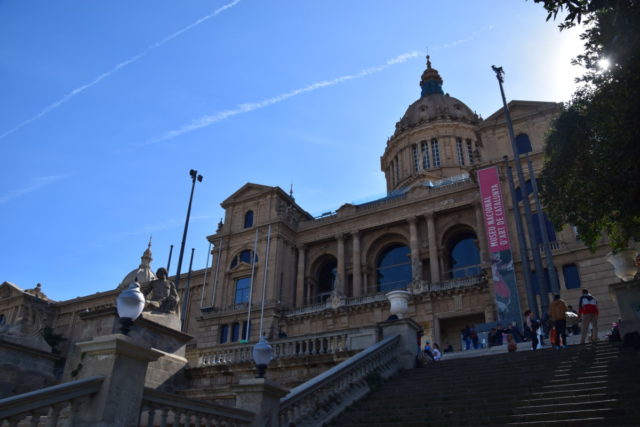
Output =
[
  {"x1": 117, "y1": 240, "x2": 157, "y2": 290},
  {"x1": 393, "y1": 56, "x2": 478, "y2": 136}
]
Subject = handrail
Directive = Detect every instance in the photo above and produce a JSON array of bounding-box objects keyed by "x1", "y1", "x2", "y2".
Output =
[
  {"x1": 279, "y1": 334, "x2": 401, "y2": 427},
  {"x1": 0, "y1": 375, "x2": 104, "y2": 423},
  {"x1": 140, "y1": 387, "x2": 254, "y2": 426}
]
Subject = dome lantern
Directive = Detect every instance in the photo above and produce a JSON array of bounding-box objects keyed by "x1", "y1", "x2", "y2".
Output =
[{"x1": 420, "y1": 55, "x2": 444, "y2": 97}]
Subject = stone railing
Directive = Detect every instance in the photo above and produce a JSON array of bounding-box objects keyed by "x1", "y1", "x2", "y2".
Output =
[
  {"x1": 427, "y1": 274, "x2": 486, "y2": 293},
  {"x1": 197, "y1": 330, "x2": 351, "y2": 367},
  {"x1": 278, "y1": 334, "x2": 401, "y2": 427},
  {"x1": 0, "y1": 375, "x2": 104, "y2": 426},
  {"x1": 139, "y1": 387, "x2": 254, "y2": 426}
]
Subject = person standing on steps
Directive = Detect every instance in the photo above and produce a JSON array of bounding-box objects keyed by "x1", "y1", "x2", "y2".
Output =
[
  {"x1": 549, "y1": 294, "x2": 568, "y2": 349},
  {"x1": 579, "y1": 289, "x2": 599, "y2": 344},
  {"x1": 524, "y1": 309, "x2": 540, "y2": 350}
]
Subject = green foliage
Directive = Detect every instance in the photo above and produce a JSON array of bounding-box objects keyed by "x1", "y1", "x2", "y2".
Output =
[{"x1": 536, "y1": 0, "x2": 640, "y2": 252}]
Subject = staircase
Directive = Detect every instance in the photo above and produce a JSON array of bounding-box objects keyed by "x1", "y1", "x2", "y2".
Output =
[{"x1": 330, "y1": 341, "x2": 640, "y2": 426}]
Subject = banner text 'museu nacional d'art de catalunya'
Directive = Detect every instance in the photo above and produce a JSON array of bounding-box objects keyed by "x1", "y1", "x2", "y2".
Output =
[{"x1": 477, "y1": 166, "x2": 522, "y2": 328}]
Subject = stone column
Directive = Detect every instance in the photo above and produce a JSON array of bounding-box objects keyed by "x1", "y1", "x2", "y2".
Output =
[
  {"x1": 474, "y1": 201, "x2": 488, "y2": 264},
  {"x1": 427, "y1": 213, "x2": 440, "y2": 283},
  {"x1": 352, "y1": 231, "x2": 362, "y2": 297},
  {"x1": 336, "y1": 234, "x2": 345, "y2": 296},
  {"x1": 73, "y1": 334, "x2": 163, "y2": 427},
  {"x1": 408, "y1": 217, "x2": 422, "y2": 281},
  {"x1": 233, "y1": 378, "x2": 288, "y2": 427},
  {"x1": 295, "y1": 246, "x2": 306, "y2": 307}
]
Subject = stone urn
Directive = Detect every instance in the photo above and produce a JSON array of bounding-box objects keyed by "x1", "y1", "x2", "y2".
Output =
[
  {"x1": 606, "y1": 249, "x2": 638, "y2": 282},
  {"x1": 386, "y1": 290, "x2": 412, "y2": 319}
]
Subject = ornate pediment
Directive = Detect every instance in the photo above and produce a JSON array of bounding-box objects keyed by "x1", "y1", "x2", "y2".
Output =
[
  {"x1": 221, "y1": 183, "x2": 274, "y2": 208},
  {"x1": 0, "y1": 281, "x2": 26, "y2": 300}
]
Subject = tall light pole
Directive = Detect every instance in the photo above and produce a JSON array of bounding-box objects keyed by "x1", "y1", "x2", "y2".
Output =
[
  {"x1": 175, "y1": 169, "x2": 203, "y2": 294},
  {"x1": 492, "y1": 66, "x2": 550, "y2": 315}
]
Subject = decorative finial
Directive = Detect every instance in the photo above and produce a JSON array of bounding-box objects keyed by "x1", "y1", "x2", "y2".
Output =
[
  {"x1": 427, "y1": 55, "x2": 432, "y2": 69},
  {"x1": 148, "y1": 236, "x2": 152, "y2": 249},
  {"x1": 289, "y1": 183, "x2": 294, "y2": 198}
]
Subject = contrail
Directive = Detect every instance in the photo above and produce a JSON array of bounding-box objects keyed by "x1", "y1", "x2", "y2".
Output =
[
  {"x1": 150, "y1": 25, "x2": 493, "y2": 145},
  {"x1": 0, "y1": 0, "x2": 242, "y2": 141},
  {"x1": 151, "y1": 51, "x2": 423, "y2": 143},
  {"x1": 0, "y1": 174, "x2": 70, "y2": 204}
]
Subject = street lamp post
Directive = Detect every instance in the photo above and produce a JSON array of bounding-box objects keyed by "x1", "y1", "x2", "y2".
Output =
[
  {"x1": 492, "y1": 66, "x2": 550, "y2": 316},
  {"x1": 174, "y1": 169, "x2": 203, "y2": 295}
]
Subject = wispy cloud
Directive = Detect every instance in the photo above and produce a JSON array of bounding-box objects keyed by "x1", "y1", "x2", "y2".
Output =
[
  {"x1": 150, "y1": 50, "x2": 424, "y2": 144},
  {"x1": 150, "y1": 24, "x2": 492, "y2": 145},
  {"x1": 0, "y1": 0, "x2": 242, "y2": 141},
  {"x1": 0, "y1": 174, "x2": 70, "y2": 204}
]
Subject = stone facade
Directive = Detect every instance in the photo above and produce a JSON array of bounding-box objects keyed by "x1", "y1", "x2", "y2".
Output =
[{"x1": 1, "y1": 58, "x2": 636, "y2": 397}]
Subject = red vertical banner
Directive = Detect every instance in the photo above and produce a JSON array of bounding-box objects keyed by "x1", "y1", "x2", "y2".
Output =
[{"x1": 477, "y1": 166, "x2": 522, "y2": 326}]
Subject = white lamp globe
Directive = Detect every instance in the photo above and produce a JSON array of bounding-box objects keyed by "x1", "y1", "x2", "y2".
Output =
[
  {"x1": 252, "y1": 336, "x2": 274, "y2": 378},
  {"x1": 116, "y1": 280, "x2": 145, "y2": 334}
]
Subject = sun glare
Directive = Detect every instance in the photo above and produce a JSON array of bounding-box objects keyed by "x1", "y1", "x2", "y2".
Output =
[{"x1": 598, "y1": 57, "x2": 611, "y2": 70}]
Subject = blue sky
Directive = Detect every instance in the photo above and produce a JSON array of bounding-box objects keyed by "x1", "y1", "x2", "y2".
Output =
[{"x1": 0, "y1": 0, "x2": 583, "y2": 301}]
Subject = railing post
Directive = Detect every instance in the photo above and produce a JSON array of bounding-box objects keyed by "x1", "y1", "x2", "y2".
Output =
[
  {"x1": 378, "y1": 318, "x2": 422, "y2": 370},
  {"x1": 232, "y1": 378, "x2": 287, "y2": 427},
  {"x1": 72, "y1": 334, "x2": 163, "y2": 426}
]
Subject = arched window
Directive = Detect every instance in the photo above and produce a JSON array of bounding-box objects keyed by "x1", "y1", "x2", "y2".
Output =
[
  {"x1": 230, "y1": 250, "x2": 258, "y2": 269},
  {"x1": 447, "y1": 232, "x2": 481, "y2": 278},
  {"x1": 244, "y1": 210, "x2": 254, "y2": 228},
  {"x1": 376, "y1": 245, "x2": 411, "y2": 292},
  {"x1": 421, "y1": 141, "x2": 431, "y2": 169},
  {"x1": 412, "y1": 144, "x2": 419, "y2": 172},
  {"x1": 456, "y1": 137, "x2": 465, "y2": 165},
  {"x1": 431, "y1": 138, "x2": 440, "y2": 167},
  {"x1": 316, "y1": 258, "x2": 337, "y2": 302}
]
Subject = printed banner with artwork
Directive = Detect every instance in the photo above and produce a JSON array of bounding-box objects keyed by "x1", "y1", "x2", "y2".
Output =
[{"x1": 477, "y1": 166, "x2": 522, "y2": 328}]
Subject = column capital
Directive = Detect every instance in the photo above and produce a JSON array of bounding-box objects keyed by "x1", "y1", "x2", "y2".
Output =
[{"x1": 335, "y1": 233, "x2": 346, "y2": 242}]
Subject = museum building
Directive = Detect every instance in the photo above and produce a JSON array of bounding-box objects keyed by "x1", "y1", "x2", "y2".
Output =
[{"x1": 0, "y1": 58, "x2": 624, "y2": 399}]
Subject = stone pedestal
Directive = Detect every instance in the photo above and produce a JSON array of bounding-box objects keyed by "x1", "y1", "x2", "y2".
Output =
[
  {"x1": 73, "y1": 334, "x2": 163, "y2": 427},
  {"x1": 65, "y1": 308, "x2": 192, "y2": 390},
  {"x1": 609, "y1": 279, "x2": 640, "y2": 336},
  {"x1": 378, "y1": 317, "x2": 422, "y2": 370},
  {"x1": 233, "y1": 378, "x2": 288, "y2": 427}
]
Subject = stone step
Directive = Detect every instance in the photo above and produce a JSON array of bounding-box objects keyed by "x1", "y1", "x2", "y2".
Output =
[{"x1": 514, "y1": 398, "x2": 620, "y2": 413}]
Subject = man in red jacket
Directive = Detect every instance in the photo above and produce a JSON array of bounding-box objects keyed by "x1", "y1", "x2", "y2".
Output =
[{"x1": 579, "y1": 289, "x2": 599, "y2": 344}]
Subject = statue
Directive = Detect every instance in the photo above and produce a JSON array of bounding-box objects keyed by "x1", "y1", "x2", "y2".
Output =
[
  {"x1": 24, "y1": 283, "x2": 49, "y2": 301},
  {"x1": 141, "y1": 268, "x2": 179, "y2": 314}
]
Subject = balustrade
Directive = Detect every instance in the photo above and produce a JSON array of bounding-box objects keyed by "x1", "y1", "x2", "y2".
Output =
[
  {"x1": 278, "y1": 334, "x2": 401, "y2": 427},
  {"x1": 198, "y1": 330, "x2": 351, "y2": 367},
  {"x1": 0, "y1": 376, "x2": 103, "y2": 427},
  {"x1": 139, "y1": 387, "x2": 253, "y2": 427}
]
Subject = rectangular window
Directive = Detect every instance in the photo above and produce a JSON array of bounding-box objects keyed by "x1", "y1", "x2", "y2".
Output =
[
  {"x1": 241, "y1": 320, "x2": 251, "y2": 340},
  {"x1": 235, "y1": 277, "x2": 251, "y2": 304},
  {"x1": 231, "y1": 322, "x2": 240, "y2": 342},
  {"x1": 456, "y1": 137, "x2": 465, "y2": 165},
  {"x1": 466, "y1": 139, "x2": 475, "y2": 164},
  {"x1": 219, "y1": 324, "x2": 229, "y2": 344},
  {"x1": 431, "y1": 138, "x2": 440, "y2": 168},
  {"x1": 563, "y1": 264, "x2": 581, "y2": 289},
  {"x1": 421, "y1": 141, "x2": 430, "y2": 169},
  {"x1": 412, "y1": 144, "x2": 419, "y2": 172}
]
